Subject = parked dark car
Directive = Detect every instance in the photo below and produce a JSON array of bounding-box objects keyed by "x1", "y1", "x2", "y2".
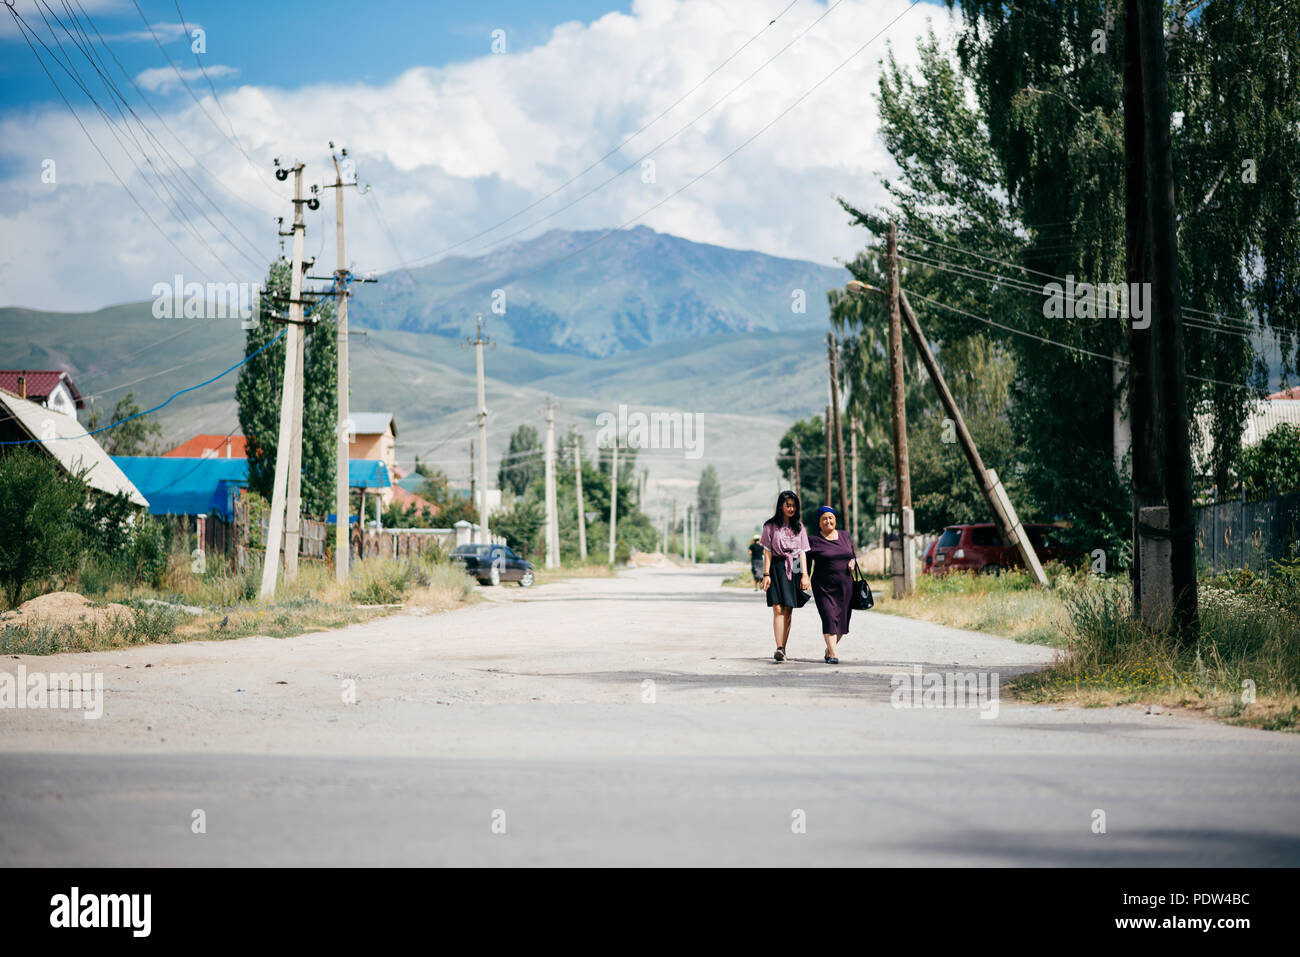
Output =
[
  {"x1": 450, "y1": 543, "x2": 535, "y2": 587},
  {"x1": 925, "y1": 523, "x2": 1080, "y2": 575}
]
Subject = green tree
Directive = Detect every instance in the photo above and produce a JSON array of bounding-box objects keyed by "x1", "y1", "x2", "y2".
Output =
[
  {"x1": 235, "y1": 260, "x2": 337, "y2": 517},
  {"x1": 0, "y1": 449, "x2": 87, "y2": 607},
  {"x1": 696, "y1": 464, "x2": 721, "y2": 536},
  {"x1": 499, "y1": 425, "x2": 542, "y2": 498},
  {"x1": 1239, "y1": 425, "x2": 1300, "y2": 498},
  {"x1": 100, "y1": 391, "x2": 163, "y2": 456}
]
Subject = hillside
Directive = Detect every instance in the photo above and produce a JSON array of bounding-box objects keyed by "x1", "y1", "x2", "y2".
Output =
[
  {"x1": 348, "y1": 225, "x2": 849, "y2": 356},
  {"x1": 0, "y1": 227, "x2": 852, "y2": 541}
]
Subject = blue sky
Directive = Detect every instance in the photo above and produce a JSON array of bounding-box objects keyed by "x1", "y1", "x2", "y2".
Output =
[
  {"x1": 0, "y1": 1, "x2": 633, "y2": 109},
  {"x1": 0, "y1": 0, "x2": 945, "y2": 310}
]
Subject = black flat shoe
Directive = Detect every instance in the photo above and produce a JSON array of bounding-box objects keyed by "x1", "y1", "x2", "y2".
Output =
[
  {"x1": 774, "y1": 647, "x2": 785, "y2": 662},
  {"x1": 824, "y1": 655, "x2": 838, "y2": 664}
]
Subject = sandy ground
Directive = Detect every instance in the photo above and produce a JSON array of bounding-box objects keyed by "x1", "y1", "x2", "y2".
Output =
[{"x1": 2, "y1": 565, "x2": 1298, "y2": 866}]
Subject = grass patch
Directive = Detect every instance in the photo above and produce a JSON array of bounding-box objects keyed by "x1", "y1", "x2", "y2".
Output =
[
  {"x1": 1009, "y1": 577, "x2": 1300, "y2": 731},
  {"x1": 868, "y1": 567, "x2": 1078, "y2": 647},
  {"x1": 533, "y1": 563, "x2": 615, "y2": 585},
  {"x1": 2, "y1": 552, "x2": 480, "y2": 656}
]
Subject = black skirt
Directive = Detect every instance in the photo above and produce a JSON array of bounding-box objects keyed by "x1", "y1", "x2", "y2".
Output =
[{"x1": 766, "y1": 556, "x2": 809, "y2": 608}]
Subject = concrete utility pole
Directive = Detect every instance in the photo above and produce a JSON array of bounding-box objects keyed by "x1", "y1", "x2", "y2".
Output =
[
  {"x1": 469, "y1": 440, "x2": 476, "y2": 506},
  {"x1": 543, "y1": 397, "x2": 558, "y2": 569},
  {"x1": 828, "y1": 333, "x2": 850, "y2": 523},
  {"x1": 573, "y1": 428, "x2": 587, "y2": 561},
  {"x1": 1136, "y1": 0, "x2": 1198, "y2": 638},
  {"x1": 467, "y1": 316, "x2": 492, "y2": 545},
  {"x1": 328, "y1": 146, "x2": 355, "y2": 584},
  {"x1": 260, "y1": 161, "x2": 307, "y2": 599},
  {"x1": 885, "y1": 221, "x2": 915, "y2": 596},
  {"x1": 691, "y1": 508, "x2": 699, "y2": 563},
  {"x1": 607, "y1": 440, "x2": 618, "y2": 566},
  {"x1": 899, "y1": 290, "x2": 1047, "y2": 586}
]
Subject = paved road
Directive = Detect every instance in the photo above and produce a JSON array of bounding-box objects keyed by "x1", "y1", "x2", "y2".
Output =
[{"x1": 2, "y1": 565, "x2": 1298, "y2": 865}]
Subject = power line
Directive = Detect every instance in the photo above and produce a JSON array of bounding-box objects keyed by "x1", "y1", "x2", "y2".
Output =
[
  {"x1": 901, "y1": 287, "x2": 1266, "y2": 395},
  {"x1": 482, "y1": 2, "x2": 924, "y2": 291},
  {"x1": 1, "y1": 329, "x2": 287, "y2": 445},
  {"x1": 7, "y1": 5, "x2": 210, "y2": 275},
  {"x1": 404, "y1": 0, "x2": 814, "y2": 268},
  {"x1": 34, "y1": 0, "x2": 267, "y2": 272},
  {"x1": 129, "y1": 0, "x2": 281, "y2": 199}
]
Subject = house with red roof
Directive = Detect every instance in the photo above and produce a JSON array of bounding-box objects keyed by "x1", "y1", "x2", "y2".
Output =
[
  {"x1": 164, "y1": 434, "x2": 248, "y2": 459},
  {"x1": 0, "y1": 370, "x2": 84, "y2": 417}
]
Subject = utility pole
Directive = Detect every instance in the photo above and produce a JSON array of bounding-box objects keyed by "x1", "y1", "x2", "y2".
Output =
[
  {"x1": 467, "y1": 316, "x2": 493, "y2": 544},
  {"x1": 824, "y1": 404, "x2": 832, "y2": 506},
  {"x1": 793, "y1": 436, "x2": 801, "y2": 500},
  {"x1": 260, "y1": 161, "x2": 307, "y2": 599},
  {"x1": 573, "y1": 428, "x2": 587, "y2": 561},
  {"x1": 543, "y1": 397, "x2": 558, "y2": 569},
  {"x1": 673, "y1": 499, "x2": 679, "y2": 558},
  {"x1": 326, "y1": 145, "x2": 357, "y2": 584},
  {"x1": 1136, "y1": 0, "x2": 1198, "y2": 638},
  {"x1": 607, "y1": 439, "x2": 618, "y2": 566},
  {"x1": 828, "y1": 333, "x2": 850, "y2": 523},
  {"x1": 692, "y1": 507, "x2": 699, "y2": 563},
  {"x1": 851, "y1": 421, "x2": 860, "y2": 545},
  {"x1": 886, "y1": 221, "x2": 915, "y2": 595},
  {"x1": 469, "y1": 440, "x2": 476, "y2": 506}
]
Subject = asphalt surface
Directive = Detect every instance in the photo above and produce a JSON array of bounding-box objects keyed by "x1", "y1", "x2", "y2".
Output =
[{"x1": 2, "y1": 564, "x2": 1298, "y2": 866}]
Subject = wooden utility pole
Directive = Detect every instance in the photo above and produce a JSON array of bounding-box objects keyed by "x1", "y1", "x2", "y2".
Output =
[
  {"x1": 850, "y1": 421, "x2": 860, "y2": 544},
  {"x1": 1136, "y1": 0, "x2": 1198, "y2": 638},
  {"x1": 607, "y1": 440, "x2": 618, "y2": 566},
  {"x1": 543, "y1": 397, "x2": 558, "y2": 568},
  {"x1": 468, "y1": 316, "x2": 492, "y2": 544},
  {"x1": 885, "y1": 222, "x2": 915, "y2": 594},
  {"x1": 824, "y1": 404, "x2": 832, "y2": 506},
  {"x1": 792, "y1": 436, "x2": 801, "y2": 499},
  {"x1": 573, "y1": 428, "x2": 587, "y2": 561},
  {"x1": 260, "y1": 161, "x2": 306, "y2": 599},
  {"x1": 828, "y1": 333, "x2": 850, "y2": 522},
  {"x1": 1124, "y1": 0, "x2": 1158, "y2": 621}
]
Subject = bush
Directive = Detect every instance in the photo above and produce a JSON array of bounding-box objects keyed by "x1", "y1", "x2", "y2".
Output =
[
  {"x1": 0, "y1": 449, "x2": 87, "y2": 608},
  {"x1": 349, "y1": 559, "x2": 413, "y2": 604}
]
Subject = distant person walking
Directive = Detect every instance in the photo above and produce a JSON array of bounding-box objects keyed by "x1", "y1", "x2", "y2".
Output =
[
  {"x1": 760, "y1": 490, "x2": 810, "y2": 662},
  {"x1": 806, "y1": 505, "x2": 856, "y2": 664},
  {"x1": 748, "y1": 536, "x2": 765, "y2": 590}
]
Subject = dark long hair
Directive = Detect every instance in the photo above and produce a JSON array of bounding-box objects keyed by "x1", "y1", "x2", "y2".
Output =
[{"x1": 766, "y1": 490, "x2": 802, "y2": 533}]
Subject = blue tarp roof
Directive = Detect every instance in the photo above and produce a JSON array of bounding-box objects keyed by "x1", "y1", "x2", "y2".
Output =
[
  {"x1": 111, "y1": 457, "x2": 391, "y2": 518},
  {"x1": 112, "y1": 457, "x2": 247, "y2": 520}
]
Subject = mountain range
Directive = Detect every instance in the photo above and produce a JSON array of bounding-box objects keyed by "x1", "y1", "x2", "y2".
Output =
[{"x1": 0, "y1": 227, "x2": 852, "y2": 542}]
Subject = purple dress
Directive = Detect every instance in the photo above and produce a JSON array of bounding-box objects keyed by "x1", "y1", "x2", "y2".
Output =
[{"x1": 807, "y1": 532, "x2": 855, "y2": 635}]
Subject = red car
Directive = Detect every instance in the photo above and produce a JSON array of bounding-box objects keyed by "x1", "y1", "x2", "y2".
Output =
[{"x1": 924, "y1": 523, "x2": 1077, "y2": 575}]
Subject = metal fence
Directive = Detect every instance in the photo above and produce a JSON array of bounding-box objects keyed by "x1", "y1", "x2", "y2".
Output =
[{"x1": 1195, "y1": 491, "x2": 1300, "y2": 576}]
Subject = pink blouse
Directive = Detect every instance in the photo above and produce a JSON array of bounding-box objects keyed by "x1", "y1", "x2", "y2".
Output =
[{"x1": 760, "y1": 521, "x2": 810, "y2": 580}]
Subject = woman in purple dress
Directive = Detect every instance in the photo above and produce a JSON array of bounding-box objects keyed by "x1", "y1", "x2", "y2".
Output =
[
  {"x1": 805, "y1": 505, "x2": 857, "y2": 664},
  {"x1": 759, "y1": 490, "x2": 810, "y2": 662}
]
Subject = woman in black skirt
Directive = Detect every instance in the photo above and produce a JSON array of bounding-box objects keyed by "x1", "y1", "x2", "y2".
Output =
[
  {"x1": 759, "y1": 490, "x2": 810, "y2": 662},
  {"x1": 806, "y1": 505, "x2": 856, "y2": 664}
]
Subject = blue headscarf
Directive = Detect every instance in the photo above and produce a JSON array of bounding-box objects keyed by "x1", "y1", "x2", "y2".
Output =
[{"x1": 816, "y1": 505, "x2": 836, "y2": 519}]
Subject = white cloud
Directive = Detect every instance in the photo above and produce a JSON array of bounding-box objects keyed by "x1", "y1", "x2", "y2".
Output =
[
  {"x1": 0, "y1": 0, "x2": 955, "y2": 311},
  {"x1": 135, "y1": 64, "x2": 239, "y2": 94}
]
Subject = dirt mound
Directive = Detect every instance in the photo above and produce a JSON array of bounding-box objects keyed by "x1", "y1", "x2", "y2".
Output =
[{"x1": 0, "y1": 591, "x2": 132, "y2": 629}]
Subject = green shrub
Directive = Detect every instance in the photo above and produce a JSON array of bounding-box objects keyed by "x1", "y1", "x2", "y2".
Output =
[
  {"x1": 349, "y1": 559, "x2": 413, "y2": 604},
  {"x1": 0, "y1": 449, "x2": 87, "y2": 608}
]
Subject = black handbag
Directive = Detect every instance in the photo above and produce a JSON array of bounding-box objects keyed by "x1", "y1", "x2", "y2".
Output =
[{"x1": 851, "y1": 564, "x2": 874, "y2": 610}]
